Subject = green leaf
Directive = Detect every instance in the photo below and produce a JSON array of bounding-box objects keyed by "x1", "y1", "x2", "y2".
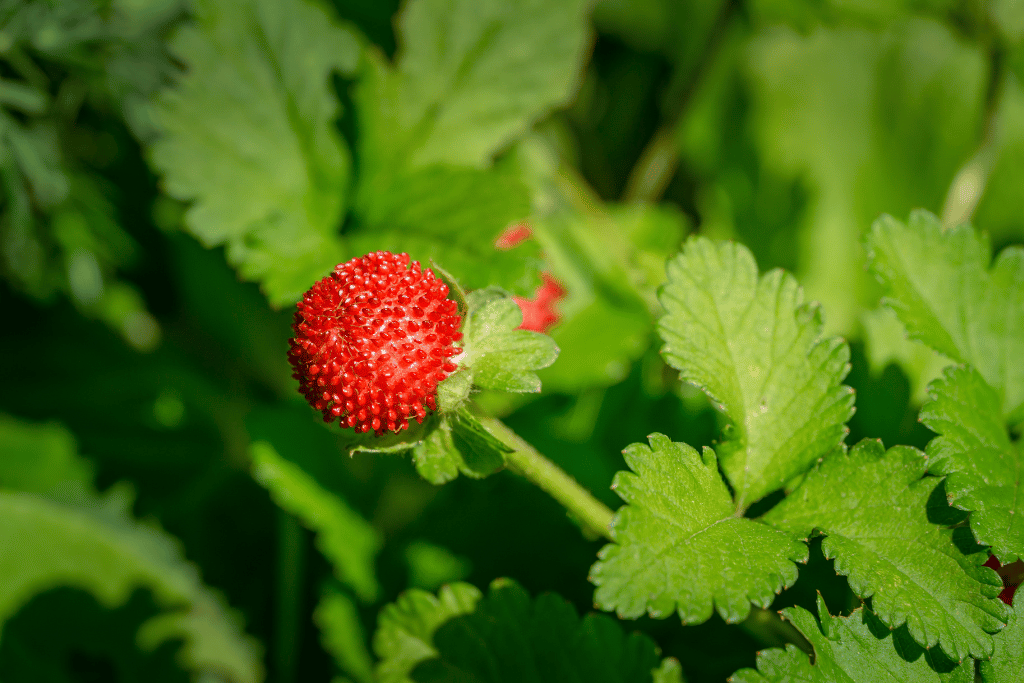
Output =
[
  {"x1": 920, "y1": 366, "x2": 1024, "y2": 564},
  {"x1": 250, "y1": 441, "x2": 381, "y2": 601},
  {"x1": 348, "y1": 165, "x2": 538, "y2": 294},
  {"x1": 373, "y1": 582, "x2": 483, "y2": 683},
  {"x1": 764, "y1": 440, "x2": 1009, "y2": 660},
  {"x1": 409, "y1": 410, "x2": 509, "y2": 485},
  {"x1": 866, "y1": 210, "x2": 1024, "y2": 423},
  {"x1": 315, "y1": 588, "x2": 374, "y2": 683},
  {"x1": 354, "y1": 0, "x2": 590, "y2": 171},
  {"x1": 981, "y1": 590, "x2": 1024, "y2": 682},
  {"x1": 405, "y1": 541, "x2": 472, "y2": 591},
  {"x1": 732, "y1": 597, "x2": 972, "y2": 683},
  {"x1": 589, "y1": 434, "x2": 807, "y2": 625},
  {"x1": 742, "y1": 20, "x2": 986, "y2": 335},
  {"x1": 0, "y1": 414, "x2": 93, "y2": 496},
  {"x1": 0, "y1": 487, "x2": 262, "y2": 683},
  {"x1": 149, "y1": 0, "x2": 361, "y2": 307},
  {"x1": 459, "y1": 287, "x2": 560, "y2": 394},
  {"x1": 411, "y1": 577, "x2": 671, "y2": 683},
  {"x1": 658, "y1": 237, "x2": 854, "y2": 508}
]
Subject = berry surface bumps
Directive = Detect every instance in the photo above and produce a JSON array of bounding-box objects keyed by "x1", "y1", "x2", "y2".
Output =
[{"x1": 288, "y1": 251, "x2": 462, "y2": 434}]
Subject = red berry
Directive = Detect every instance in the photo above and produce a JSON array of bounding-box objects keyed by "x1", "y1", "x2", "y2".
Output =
[{"x1": 288, "y1": 251, "x2": 463, "y2": 435}]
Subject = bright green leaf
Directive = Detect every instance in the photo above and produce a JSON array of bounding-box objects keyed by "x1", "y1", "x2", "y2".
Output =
[
  {"x1": 732, "y1": 597, "x2": 971, "y2": 683},
  {"x1": 866, "y1": 210, "x2": 1024, "y2": 423},
  {"x1": 149, "y1": 0, "x2": 361, "y2": 307},
  {"x1": 0, "y1": 414, "x2": 93, "y2": 496},
  {"x1": 250, "y1": 441, "x2": 381, "y2": 601},
  {"x1": 0, "y1": 487, "x2": 262, "y2": 683},
  {"x1": 373, "y1": 582, "x2": 483, "y2": 683},
  {"x1": 764, "y1": 440, "x2": 1009, "y2": 660},
  {"x1": 590, "y1": 434, "x2": 807, "y2": 625},
  {"x1": 920, "y1": 366, "x2": 1024, "y2": 564},
  {"x1": 315, "y1": 588, "x2": 374, "y2": 683},
  {"x1": 355, "y1": 0, "x2": 590, "y2": 171},
  {"x1": 981, "y1": 589, "x2": 1024, "y2": 682},
  {"x1": 658, "y1": 237, "x2": 854, "y2": 508},
  {"x1": 460, "y1": 287, "x2": 560, "y2": 394},
  {"x1": 405, "y1": 541, "x2": 472, "y2": 591},
  {"x1": 411, "y1": 578, "x2": 671, "y2": 683}
]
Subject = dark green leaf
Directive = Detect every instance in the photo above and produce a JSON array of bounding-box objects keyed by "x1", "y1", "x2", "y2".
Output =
[
  {"x1": 732, "y1": 597, "x2": 972, "y2": 683},
  {"x1": 411, "y1": 578, "x2": 672, "y2": 683},
  {"x1": 373, "y1": 582, "x2": 483, "y2": 683},
  {"x1": 764, "y1": 440, "x2": 1009, "y2": 660},
  {"x1": 920, "y1": 366, "x2": 1024, "y2": 564}
]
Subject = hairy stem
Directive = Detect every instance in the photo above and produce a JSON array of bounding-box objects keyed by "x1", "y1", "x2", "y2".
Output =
[{"x1": 479, "y1": 415, "x2": 615, "y2": 541}]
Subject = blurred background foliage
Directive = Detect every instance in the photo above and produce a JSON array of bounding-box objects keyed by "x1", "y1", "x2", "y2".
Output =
[{"x1": 1, "y1": 0, "x2": 1022, "y2": 681}]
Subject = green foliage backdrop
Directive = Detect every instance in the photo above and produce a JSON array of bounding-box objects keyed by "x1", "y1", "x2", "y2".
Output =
[{"x1": 1, "y1": 0, "x2": 1022, "y2": 681}]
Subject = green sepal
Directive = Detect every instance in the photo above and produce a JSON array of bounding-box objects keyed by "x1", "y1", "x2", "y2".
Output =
[
  {"x1": 458, "y1": 287, "x2": 560, "y2": 394},
  {"x1": 410, "y1": 409, "x2": 509, "y2": 485}
]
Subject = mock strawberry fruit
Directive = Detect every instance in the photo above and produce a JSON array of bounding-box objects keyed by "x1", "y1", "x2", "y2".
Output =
[{"x1": 288, "y1": 251, "x2": 462, "y2": 435}]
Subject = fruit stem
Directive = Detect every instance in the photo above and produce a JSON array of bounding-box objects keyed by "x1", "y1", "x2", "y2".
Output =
[{"x1": 479, "y1": 415, "x2": 615, "y2": 541}]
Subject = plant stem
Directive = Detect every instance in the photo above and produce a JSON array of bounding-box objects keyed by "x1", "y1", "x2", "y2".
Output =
[{"x1": 479, "y1": 415, "x2": 615, "y2": 541}]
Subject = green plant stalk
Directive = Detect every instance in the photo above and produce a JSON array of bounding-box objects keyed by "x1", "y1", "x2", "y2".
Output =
[{"x1": 479, "y1": 415, "x2": 615, "y2": 541}]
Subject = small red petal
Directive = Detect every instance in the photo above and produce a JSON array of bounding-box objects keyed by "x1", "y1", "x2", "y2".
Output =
[
  {"x1": 514, "y1": 272, "x2": 567, "y2": 333},
  {"x1": 495, "y1": 223, "x2": 533, "y2": 250}
]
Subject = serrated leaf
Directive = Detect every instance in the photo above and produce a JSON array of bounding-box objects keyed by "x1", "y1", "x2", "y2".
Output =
[
  {"x1": 981, "y1": 589, "x2": 1024, "y2": 682},
  {"x1": 590, "y1": 434, "x2": 807, "y2": 625},
  {"x1": 0, "y1": 488, "x2": 262, "y2": 682},
  {"x1": 764, "y1": 440, "x2": 1009, "y2": 660},
  {"x1": 315, "y1": 588, "x2": 374, "y2": 683},
  {"x1": 732, "y1": 598, "x2": 971, "y2": 683},
  {"x1": 411, "y1": 578, "x2": 669, "y2": 683},
  {"x1": 373, "y1": 582, "x2": 483, "y2": 683},
  {"x1": 0, "y1": 414, "x2": 93, "y2": 495},
  {"x1": 355, "y1": 0, "x2": 589, "y2": 171},
  {"x1": 149, "y1": 0, "x2": 361, "y2": 307},
  {"x1": 658, "y1": 237, "x2": 854, "y2": 509},
  {"x1": 250, "y1": 441, "x2": 381, "y2": 601},
  {"x1": 460, "y1": 287, "x2": 560, "y2": 394},
  {"x1": 866, "y1": 210, "x2": 1024, "y2": 423},
  {"x1": 920, "y1": 366, "x2": 1024, "y2": 564}
]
